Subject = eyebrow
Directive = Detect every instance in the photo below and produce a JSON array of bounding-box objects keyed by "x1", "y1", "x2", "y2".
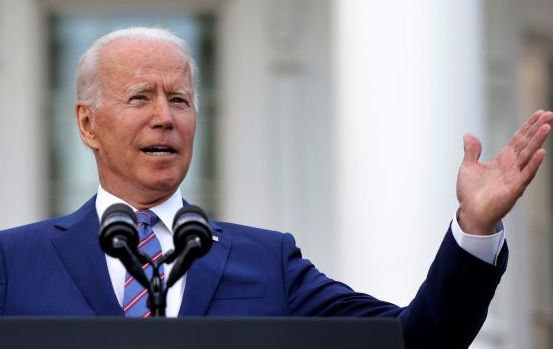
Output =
[
  {"x1": 125, "y1": 83, "x2": 193, "y2": 97},
  {"x1": 126, "y1": 83, "x2": 152, "y2": 96},
  {"x1": 170, "y1": 88, "x2": 194, "y2": 96}
]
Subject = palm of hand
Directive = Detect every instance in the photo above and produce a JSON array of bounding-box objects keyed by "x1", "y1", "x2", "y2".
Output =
[{"x1": 456, "y1": 111, "x2": 552, "y2": 235}]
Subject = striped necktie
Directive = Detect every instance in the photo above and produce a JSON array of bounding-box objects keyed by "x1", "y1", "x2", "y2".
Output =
[{"x1": 123, "y1": 210, "x2": 164, "y2": 317}]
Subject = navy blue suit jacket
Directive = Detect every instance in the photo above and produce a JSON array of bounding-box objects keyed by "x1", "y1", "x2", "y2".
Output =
[{"x1": 0, "y1": 196, "x2": 507, "y2": 348}]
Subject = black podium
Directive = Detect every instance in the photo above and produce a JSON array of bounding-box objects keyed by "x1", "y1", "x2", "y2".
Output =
[{"x1": 0, "y1": 317, "x2": 404, "y2": 349}]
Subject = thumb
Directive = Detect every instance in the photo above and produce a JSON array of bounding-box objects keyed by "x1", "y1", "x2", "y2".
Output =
[{"x1": 463, "y1": 133, "x2": 482, "y2": 163}]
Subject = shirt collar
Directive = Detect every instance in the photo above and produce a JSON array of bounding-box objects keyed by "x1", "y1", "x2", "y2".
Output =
[{"x1": 95, "y1": 184, "x2": 184, "y2": 234}]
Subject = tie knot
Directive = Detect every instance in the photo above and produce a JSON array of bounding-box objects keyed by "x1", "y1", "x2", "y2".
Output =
[{"x1": 136, "y1": 210, "x2": 160, "y2": 227}]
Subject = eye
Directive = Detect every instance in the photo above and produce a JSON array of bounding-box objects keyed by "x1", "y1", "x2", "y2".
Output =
[
  {"x1": 129, "y1": 95, "x2": 149, "y2": 104},
  {"x1": 170, "y1": 96, "x2": 191, "y2": 108}
]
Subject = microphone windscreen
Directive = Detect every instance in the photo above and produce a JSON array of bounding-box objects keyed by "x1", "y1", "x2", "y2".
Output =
[
  {"x1": 172, "y1": 205, "x2": 212, "y2": 256},
  {"x1": 99, "y1": 203, "x2": 139, "y2": 257},
  {"x1": 102, "y1": 203, "x2": 136, "y2": 225}
]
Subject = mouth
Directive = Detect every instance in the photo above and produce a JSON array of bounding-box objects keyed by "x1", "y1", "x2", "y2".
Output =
[{"x1": 140, "y1": 145, "x2": 178, "y2": 156}]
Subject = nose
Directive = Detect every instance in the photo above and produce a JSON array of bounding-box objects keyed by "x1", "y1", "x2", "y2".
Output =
[{"x1": 151, "y1": 96, "x2": 174, "y2": 129}]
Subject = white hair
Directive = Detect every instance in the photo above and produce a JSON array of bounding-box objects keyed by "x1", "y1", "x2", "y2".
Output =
[{"x1": 76, "y1": 27, "x2": 199, "y2": 110}]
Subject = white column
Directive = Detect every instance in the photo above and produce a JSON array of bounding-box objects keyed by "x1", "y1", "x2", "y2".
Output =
[
  {"x1": 333, "y1": 0, "x2": 484, "y2": 306},
  {"x1": 217, "y1": 0, "x2": 337, "y2": 274},
  {"x1": 0, "y1": 0, "x2": 46, "y2": 228},
  {"x1": 482, "y1": 1, "x2": 530, "y2": 347}
]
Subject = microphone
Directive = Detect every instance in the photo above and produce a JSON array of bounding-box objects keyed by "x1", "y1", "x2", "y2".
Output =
[
  {"x1": 99, "y1": 203, "x2": 150, "y2": 289},
  {"x1": 166, "y1": 205, "x2": 213, "y2": 288}
]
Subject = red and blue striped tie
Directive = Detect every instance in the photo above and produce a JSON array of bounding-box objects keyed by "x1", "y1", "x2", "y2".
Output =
[{"x1": 123, "y1": 210, "x2": 164, "y2": 317}]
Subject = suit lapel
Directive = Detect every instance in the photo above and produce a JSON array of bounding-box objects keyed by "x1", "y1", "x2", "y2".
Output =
[
  {"x1": 49, "y1": 197, "x2": 229, "y2": 316},
  {"x1": 179, "y1": 223, "x2": 230, "y2": 316},
  {"x1": 50, "y1": 197, "x2": 123, "y2": 316}
]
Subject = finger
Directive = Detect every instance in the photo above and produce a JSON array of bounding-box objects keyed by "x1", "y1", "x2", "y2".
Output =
[
  {"x1": 526, "y1": 110, "x2": 545, "y2": 128},
  {"x1": 509, "y1": 110, "x2": 544, "y2": 149},
  {"x1": 463, "y1": 133, "x2": 482, "y2": 163},
  {"x1": 521, "y1": 148, "x2": 546, "y2": 188},
  {"x1": 521, "y1": 110, "x2": 545, "y2": 136},
  {"x1": 523, "y1": 111, "x2": 553, "y2": 143},
  {"x1": 519, "y1": 124, "x2": 552, "y2": 169},
  {"x1": 510, "y1": 111, "x2": 553, "y2": 156},
  {"x1": 526, "y1": 111, "x2": 553, "y2": 139}
]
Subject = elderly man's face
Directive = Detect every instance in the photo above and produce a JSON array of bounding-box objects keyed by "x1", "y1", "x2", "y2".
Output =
[{"x1": 80, "y1": 39, "x2": 196, "y2": 202}]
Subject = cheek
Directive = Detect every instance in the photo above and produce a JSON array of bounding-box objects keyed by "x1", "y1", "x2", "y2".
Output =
[
  {"x1": 99, "y1": 110, "x2": 145, "y2": 144},
  {"x1": 184, "y1": 113, "x2": 196, "y2": 131},
  {"x1": 179, "y1": 116, "x2": 196, "y2": 144},
  {"x1": 95, "y1": 120, "x2": 140, "y2": 162},
  {"x1": 102, "y1": 126, "x2": 133, "y2": 152},
  {"x1": 187, "y1": 125, "x2": 196, "y2": 144}
]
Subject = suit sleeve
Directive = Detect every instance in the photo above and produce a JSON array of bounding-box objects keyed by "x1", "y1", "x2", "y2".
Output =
[
  {"x1": 281, "y1": 224, "x2": 507, "y2": 349},
  {"x1": 401, "y1": 225, "x2": 507, "y2": 348},
  {"x1": 0, "y1": 238, "x2": 7, "y2": 315}
]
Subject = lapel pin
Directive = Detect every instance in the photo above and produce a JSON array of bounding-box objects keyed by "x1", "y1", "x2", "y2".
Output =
[{"x1": 212, "y1": 235, "x2": 219, "y2": 242}]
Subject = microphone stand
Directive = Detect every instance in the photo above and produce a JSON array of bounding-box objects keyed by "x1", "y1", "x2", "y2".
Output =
[
  {"x1": 140, "y1": 250, "x2": 181, "y2": 317},
  {"x1": 101, "y1": 203, "x2": 212, "y2": 317},
  {"x1": 146, "y1": 259, "x2": 166, "y2": 317}
]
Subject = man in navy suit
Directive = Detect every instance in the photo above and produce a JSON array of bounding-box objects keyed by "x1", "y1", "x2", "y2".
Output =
[{"x1": 0, "y1": 27, "x2": 552, "y2": 348}]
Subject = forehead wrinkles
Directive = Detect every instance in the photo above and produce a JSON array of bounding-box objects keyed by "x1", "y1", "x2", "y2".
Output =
[
  {"x1": 99, "y1": 39, "x2": 192, "y2": 93},
  {"x1": 101, "y1": 61, "x2": 193, "y2": 99},
  {"x1": 127, "y1": 64, "x2": 190, "y2": 86}
]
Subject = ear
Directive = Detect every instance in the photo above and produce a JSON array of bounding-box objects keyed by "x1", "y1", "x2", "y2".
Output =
[{"x1": 76, "y1": 102, "x2": 100, "y2": 150}]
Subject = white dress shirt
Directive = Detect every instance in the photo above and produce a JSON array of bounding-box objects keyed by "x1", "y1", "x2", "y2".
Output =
[
  {"x1": 450, "y1": 211, "x2": 505, "y2": 265},
  {"x1": 96, "y1": 185, "x2": 185, "y2": 317},
  {"x1": 96, "y1": 185, "x2": 506, "y2": 317}
]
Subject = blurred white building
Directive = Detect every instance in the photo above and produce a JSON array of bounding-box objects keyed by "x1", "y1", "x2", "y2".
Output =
[{"x1": 1, "y1": 0, "x2": 553, "y2": 347}]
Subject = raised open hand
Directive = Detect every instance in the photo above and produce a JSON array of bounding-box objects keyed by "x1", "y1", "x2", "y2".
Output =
[{"x1": 457, "y1": 110, "x2": 553, "y2": 235}]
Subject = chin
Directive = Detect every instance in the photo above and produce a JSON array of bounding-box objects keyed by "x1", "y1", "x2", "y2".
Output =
[
  {"x1": 147, "y1": 180, "x2": 179, "y2": 192},
  {"x1": 136, "y1": 165, "x2": 187, "y2": 191},
  {"x1": 144, "y1": 173, "x2": 185, "y2": 192}
]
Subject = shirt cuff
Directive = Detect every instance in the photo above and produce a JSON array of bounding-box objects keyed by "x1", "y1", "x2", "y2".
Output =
[{"x1": 450, "y1": 210, "x2": 505, "y2": 265}]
